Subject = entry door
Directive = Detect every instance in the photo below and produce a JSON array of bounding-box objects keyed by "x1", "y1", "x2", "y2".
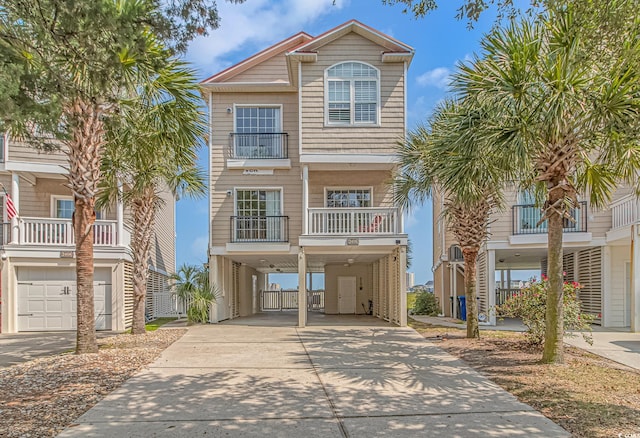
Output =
[{"x1": 338, "y1": 276, "x2": 357, "y2": 314}]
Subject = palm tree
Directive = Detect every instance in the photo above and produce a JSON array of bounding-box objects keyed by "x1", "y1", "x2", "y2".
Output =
[
  {"x1": 451, "y1": 3, "x2": 640, "y2": 362},
  {"x1": 172, "y1": 264, "x2": 217, "y2": 323},
  {"x1": 100, "y1": 59, "x2": 207, "y2": 334},
  {"x1": 395, "y1": 99, "x2": 505, "y2": 338}
]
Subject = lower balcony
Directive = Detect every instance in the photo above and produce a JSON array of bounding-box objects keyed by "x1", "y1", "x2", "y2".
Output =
[
  {"x1": 230, "y1": 216, "x2": 289, "y2": 243},
  {"x1": 10, "y1": 217, "x2": 120, "y2": 246},
  {"x1": 307, "y1": 207, "x2": 400, "y2": 235},
  {"x1": 512, "y1": 202, "x2": 587, "y2": 235}
]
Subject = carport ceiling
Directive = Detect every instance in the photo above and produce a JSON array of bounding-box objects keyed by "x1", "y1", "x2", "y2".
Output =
[{"x1": 225, "y1": 253, "x2": 387, "y2": 273}]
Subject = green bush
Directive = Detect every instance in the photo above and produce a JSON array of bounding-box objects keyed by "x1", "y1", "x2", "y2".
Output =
[
  {"x1": 496, "y1": 276, "x2": 594, "y2": 345},
  {"x1": 412, "y1": 292, "x2": 439, "y2": 316}
]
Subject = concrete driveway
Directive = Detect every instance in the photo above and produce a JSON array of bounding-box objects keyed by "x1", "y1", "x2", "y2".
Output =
[
  {"x1": 0, "y1": 332, "x2": 77, "y2": 367},
  {"x1": 58, "y1": 315, "x2": 567, "y2": 437}
]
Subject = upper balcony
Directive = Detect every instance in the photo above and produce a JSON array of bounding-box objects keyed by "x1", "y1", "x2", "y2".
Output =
[
  {"x1": 229, "y1": 133, "x2": 288, "y2": 159},
  {"x1": 226, "y1": 133, "x2": 291, "y2": 170},
  {"x1": 2, "y1": 217, "x2": 124, "y2": 247},
  {"x1": 610, "y1": 194, "x2": 640, "y2": 229},
  {"x1": 512, "y1": 202, "x2": 588, "y2": 235},
  {"x1": 308, "y1": 207, "x2": 400, "y2": 235}
]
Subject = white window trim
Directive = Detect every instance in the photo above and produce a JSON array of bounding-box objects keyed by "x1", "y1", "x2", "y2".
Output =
[
  {"x1": 324, "y1": 186, "x2": 374, "y2": 208},
  {"x1": 233, "y1": 187, "x2": 284, "y2": 216},
  {"x1": 50, "y1": 195, "x2": 105, "y2": 219},
  {"x1": 232, "y1": 104, "x2": 284, "y2": 133},
  {"x1": 324, "y1": 61, "x2": 381, "y2": 127},
  {"x1": 51, "y1": 195, "x2": 74, "y2": 218}
]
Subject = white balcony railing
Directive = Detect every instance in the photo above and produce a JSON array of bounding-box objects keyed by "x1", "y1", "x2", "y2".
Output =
[
  {"x1": 307, "y1": 207, "x2": 399, "y2": 235},
  {"x1": 610, "y1": 194, "x2": 640, "y2": 229},
  {"x1": 18, "y1": 217, "x2": 118, "y2": 246}
]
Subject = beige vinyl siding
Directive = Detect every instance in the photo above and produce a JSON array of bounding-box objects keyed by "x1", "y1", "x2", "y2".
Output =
[
  {"x1": 147, "y1": 187, "x2": 175, "y2": 274},
  {"x1": 229, "y1": 52, "x2": 290, "y2": 83},
  {"x1": 308, "y1": 170, "x2": 393, "y2": 208},
  {"x1": 300, "y1": 33, "x2": 405, "y2": 155},
  {"x1": 210, "y1": 92, "x2": 302, "y2": 246},
  {"x1": 8, "y1": 139, "x2": 68, "y2": 167}
]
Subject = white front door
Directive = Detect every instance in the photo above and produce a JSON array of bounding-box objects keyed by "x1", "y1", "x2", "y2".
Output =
[
  {"x1": 17, "y1": 267, "x2": 112, "y2": 331},
  {"x1": 338, "y1": 276, "x2": 356, "y2": 314}
]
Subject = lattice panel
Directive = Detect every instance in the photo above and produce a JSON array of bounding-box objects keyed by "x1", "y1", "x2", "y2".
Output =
[
  {"x1": 563, "y1": 252, "x2": 576, "y2": 283},
  {"x1": 232, "y1": 262, "x2": 241, "y2": 318},
  {"x1": 476, "y1": 252, "x2": 488, "y2": 314},
  {"x1": 577, "y1": 247, "x2": 603, "y2": 322},
  {"x1": 123, "y1": 262, "x2": 134, "y2": 329}
]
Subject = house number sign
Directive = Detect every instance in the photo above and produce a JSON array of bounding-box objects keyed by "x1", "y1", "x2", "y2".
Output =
[{"x1": 243, "y1": 169, "x2": 274, "y2": 175}]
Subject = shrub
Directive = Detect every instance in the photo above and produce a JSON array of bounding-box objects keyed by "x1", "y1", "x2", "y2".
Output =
[
  {"x1": 496, "y1": 276, "x2": 594, "y2": 346},
  {"x1": 412, "y1": 292, "x2": 439, "y2": 316}
]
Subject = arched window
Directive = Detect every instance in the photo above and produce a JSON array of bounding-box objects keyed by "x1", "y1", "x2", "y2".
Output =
[{"x1": 325, "y1": 62, "x2": 379, "y2": 125}]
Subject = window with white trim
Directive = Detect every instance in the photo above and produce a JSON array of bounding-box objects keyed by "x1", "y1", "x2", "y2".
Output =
[
  {"x1": 326, "y1": 62, "x2": 378, "y2": 125},
  {"x1": 234, "y1": 189, "x2": 284, "y2": 241},
  {"x1": 52, "y1": 196, "x2": 103, "y2": 220},
  {"x1": 233, "y1": 107, "x2": 284, "y2": 158},
  {"x1": 326, "y1": 189, "x2": 371, "y2": 208}
]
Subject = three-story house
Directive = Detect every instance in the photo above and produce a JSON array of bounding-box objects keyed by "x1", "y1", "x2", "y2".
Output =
[{"x1": 202, "y1": 20, "x2": 413, "y2": 327}]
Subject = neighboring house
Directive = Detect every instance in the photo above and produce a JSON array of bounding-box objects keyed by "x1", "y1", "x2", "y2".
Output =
[
  {"x1": 0, "y1": 133, "x2": 176, "y2": 333},
  {"x1": 433, "y1": 184, "x2": 640, "y2": 331},
  {"x1": 202, "y1": 20, "x2": 413, "y2": 327}
]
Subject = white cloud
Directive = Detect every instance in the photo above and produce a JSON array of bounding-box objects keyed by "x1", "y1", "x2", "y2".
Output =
[
  {"x1": 416, "y1": 67, "x2": 451, "y2": 89},
  {"x1": 190, "y1": 235, "x2": 209, "y2": 260},
  {"x1": 186, "y1": 0, "x2": 347, "y2": 77}
]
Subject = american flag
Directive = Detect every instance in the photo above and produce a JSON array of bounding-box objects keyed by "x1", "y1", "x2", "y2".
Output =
[{"x1": 3, "y1": 188, "x2": 18, "y2": 220}]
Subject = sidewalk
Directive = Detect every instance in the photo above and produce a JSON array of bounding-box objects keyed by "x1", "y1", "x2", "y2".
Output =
[{"x1": 58, "y1": 317, "x2": 568, "y2": 437}]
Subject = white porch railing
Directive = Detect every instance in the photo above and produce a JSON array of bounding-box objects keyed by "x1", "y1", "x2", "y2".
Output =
[
  {"x1": 610, "y1": 194, "x2": 640, "y2": 229},
  {"x1": 308, "y1": 207, "x2": 399, "y2": 235},
  {"x1": 18, "y1": 217, "x2": 119, "y2": 246}
]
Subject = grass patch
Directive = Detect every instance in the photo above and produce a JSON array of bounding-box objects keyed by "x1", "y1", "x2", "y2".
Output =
[
  {"x1": 409, "y1": 317, "x2": 640, "y2": 437},
  {"x1": 145, "y1": 317, "x2": 178, "y2": 331}
]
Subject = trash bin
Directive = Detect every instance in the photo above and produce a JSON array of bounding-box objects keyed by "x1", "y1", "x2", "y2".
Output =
[{"x1": 457, "y1": 296, "x2": 467, "y2": 321}]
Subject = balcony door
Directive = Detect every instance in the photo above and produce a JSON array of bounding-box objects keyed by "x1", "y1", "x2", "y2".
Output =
[
  {"x1": 325, "y1": 188, "x2": 372, "y2": 234},
  {"x1": 235, "y1": 107, "x2": 282, "y2": 158},
  {"x1": 235, "y1": 189, "x2": 282, "y2": 242}
]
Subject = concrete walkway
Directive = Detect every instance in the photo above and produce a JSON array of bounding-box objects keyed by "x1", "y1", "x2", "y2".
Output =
[{"x1": 59, "y1": 315, "x2": 568, "y2": 437}]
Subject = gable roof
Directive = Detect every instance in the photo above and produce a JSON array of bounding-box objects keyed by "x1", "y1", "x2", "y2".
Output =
[
  {"x1": 201, "y1": 20, "x2": 414, "y2": 89},
  {"x1": 201, "y1": 32, "x2": 313, "y2": 84},
  {"x1": 289, "y1": 19, "x2": 414, "y2": 55}
]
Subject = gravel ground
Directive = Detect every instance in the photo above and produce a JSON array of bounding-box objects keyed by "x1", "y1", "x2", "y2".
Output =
[{"x1": 0, "y1": 328, "x2": 186, "y2": 438}]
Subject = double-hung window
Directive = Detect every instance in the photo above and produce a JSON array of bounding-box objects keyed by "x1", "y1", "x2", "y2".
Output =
[
  {"x1": 234, "y1": 107, "x2": 283, "y2": 158},
  {"x1": 326, "y1": 62, "x2": 379, "y2": 125}
]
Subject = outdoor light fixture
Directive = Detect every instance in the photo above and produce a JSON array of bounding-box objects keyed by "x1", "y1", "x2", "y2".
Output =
[{"x1": 347, "y1": 258, "x2": 354, "y2": 264}]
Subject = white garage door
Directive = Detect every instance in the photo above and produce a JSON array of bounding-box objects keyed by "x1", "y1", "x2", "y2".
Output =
[{"x1": 17, "y1": 268, "x2": 112, "y2": 331}]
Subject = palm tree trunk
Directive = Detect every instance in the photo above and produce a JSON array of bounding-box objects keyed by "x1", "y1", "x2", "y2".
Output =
[
  {"x1": 130, "y1": 192, "x2": 156, "y2": 334},
  {"x1": 68, "y1": 99, "x2": 105, "y2": 354},
  {"x1": 462, "y1": 248, "x2": 480, "y2": 338},
  {"x1": 542, "y1": 192, "x2": 565, "y2": 364}
]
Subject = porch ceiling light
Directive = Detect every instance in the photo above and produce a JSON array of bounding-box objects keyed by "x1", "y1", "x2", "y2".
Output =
[{"x1": 347, "y1": 258, "x2": 355, "y2": 264}]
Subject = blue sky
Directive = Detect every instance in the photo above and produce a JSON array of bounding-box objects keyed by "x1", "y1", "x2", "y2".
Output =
[{"x1": 176, "y1": 0, "x2": 501, "y2": 285}]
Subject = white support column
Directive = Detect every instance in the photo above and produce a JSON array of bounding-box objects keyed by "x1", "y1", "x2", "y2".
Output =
[
  {"x1": 602, "y1": 245, "x2": 612, "y2": 327},
  {"x1": 451, "y1": 264, "x2": 457, "y2": 319},
  {"x1": 631, "y1": 225, "x2": 640, "y2": 332},
  {"x1": 10, "y1": 172, "x2": 19, "y2": 244},
  {"x1": 209, "y1": 255, "x2": 219, "y2": 324},
  {"x1": 487, "y1": 249, "x2": 496, "y2": 325},
  {"x1": 302, "y1": 165, "x2": 309, "y2": 235},
  {"x1": 298, "y1": 249, "x2": 307, "y2": 327},
  {"x1": 399, "y1": 246, "x2": 407, "y2": 326},
  {"x1": 116, "y1": 180, "x2": 124, "y2": 246}
]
